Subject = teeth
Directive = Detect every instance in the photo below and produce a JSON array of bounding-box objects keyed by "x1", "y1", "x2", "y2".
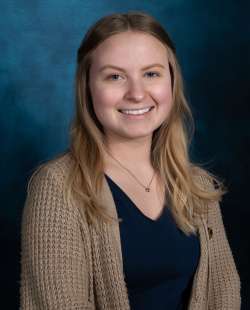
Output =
[{"x1": 121, "y1": 108, "x2": 150, "y2": 115}]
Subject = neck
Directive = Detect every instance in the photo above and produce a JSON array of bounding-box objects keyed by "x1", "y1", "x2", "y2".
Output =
[
  {"x1": 104, "y1": 135, "x2": 152, "y2": 168},
  {"x1": 104, "y1": 134, "x2": 165, "y2": 198},
  {"x1": 103, "y1": 134, "x2": 164, "y2": 196}
]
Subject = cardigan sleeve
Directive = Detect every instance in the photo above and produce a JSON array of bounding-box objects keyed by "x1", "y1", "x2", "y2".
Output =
[
  {"x1": 208, "y1": 199, "x2": 241, "y2": 309},
  {"x1": 195, "y1": 172, "x2": 241, "y2": 309},
  {"x1": 21, "y1": 166, "x2": 94, "y2": 310}
]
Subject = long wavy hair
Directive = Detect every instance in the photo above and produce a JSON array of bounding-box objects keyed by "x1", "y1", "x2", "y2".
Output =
[{"x1": 65, "y1": 11, "x2": 225, "y2": 235}]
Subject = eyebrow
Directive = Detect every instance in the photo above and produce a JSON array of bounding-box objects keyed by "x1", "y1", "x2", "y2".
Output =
[{"x1": 99, "y1": 63, "x2": 165, "y2": 72}]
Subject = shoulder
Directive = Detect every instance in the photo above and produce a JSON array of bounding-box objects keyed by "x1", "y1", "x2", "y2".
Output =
[
  {"x1": 191, "y1": 165, "x2": 215, "y2": 191},
  {"x1": 33, "y1": 151, "x2": 72, "y2": 183},
  {"x1": 29, "y1": 151, "x2": 72, "y2": 188},
  {"x1": 190, "y1": 165, "x2": 224, "y2": 219},
  {"x1": 25, "y1": 151, "x2": 77, "y2": 214}
]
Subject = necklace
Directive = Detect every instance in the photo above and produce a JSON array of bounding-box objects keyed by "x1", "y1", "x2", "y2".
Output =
[{"x1": 106, "y1": 150, "x2": 155, "y2": 193}]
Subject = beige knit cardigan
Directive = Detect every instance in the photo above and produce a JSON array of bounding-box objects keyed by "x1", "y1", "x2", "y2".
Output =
[{"x1": 21, "y1": 154, "x2": 241, "y2": 309}]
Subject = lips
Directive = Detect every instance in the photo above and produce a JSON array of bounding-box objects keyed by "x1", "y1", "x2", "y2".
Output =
[{"x1": 119, "y1": 107, "x2": 152, "y2": 115}]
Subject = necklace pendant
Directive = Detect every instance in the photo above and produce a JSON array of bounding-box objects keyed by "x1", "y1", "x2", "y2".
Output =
[{"x1": 145, "y1": 188, "x2": 150, "y2": 192}]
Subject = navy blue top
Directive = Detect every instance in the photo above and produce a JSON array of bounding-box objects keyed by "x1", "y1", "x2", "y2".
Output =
[{"x1": 105, "y1": 175, "x2": 200, "y2": 310}]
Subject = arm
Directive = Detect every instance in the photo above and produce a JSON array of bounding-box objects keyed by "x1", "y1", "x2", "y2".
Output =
[
  {"x1": 208, "y1": 199, "x2": 241, "y2": 309},
  {"x1": 21, "y1": 166, "x2": 94, "y2": 310}
]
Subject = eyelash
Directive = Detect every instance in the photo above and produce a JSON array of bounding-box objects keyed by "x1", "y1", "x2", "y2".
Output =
[
  {"x1": 145, "y1": 72, "x2": 158, "y2": 77},
  {"x1": 108, "y1": 74, "x2": 122, "y2": 80}
]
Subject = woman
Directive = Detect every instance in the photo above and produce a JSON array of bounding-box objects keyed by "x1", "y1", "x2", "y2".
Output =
[{"x1": 21, "y1": 11, "x2": 240, "y2": 309}]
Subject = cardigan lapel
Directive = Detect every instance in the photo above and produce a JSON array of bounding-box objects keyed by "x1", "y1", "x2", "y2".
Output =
[
  {"x1": 91, "y1": 177, "x2": 130, "y2": 309},
  {"x1": 100, "y1": 178, "x2": 124, "y2": 267},
  {"x1": 188, "y1": 215, "x2": 210, "y2": 310}
]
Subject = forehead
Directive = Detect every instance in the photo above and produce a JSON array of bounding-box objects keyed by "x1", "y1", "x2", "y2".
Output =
[{"x1": 90, "y1": 31, "x2": 169, "y2": 67}]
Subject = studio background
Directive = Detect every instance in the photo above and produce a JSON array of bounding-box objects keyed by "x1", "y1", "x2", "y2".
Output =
[{"x1": 1, "y1": 0, "x2": 249, "y2": 309}]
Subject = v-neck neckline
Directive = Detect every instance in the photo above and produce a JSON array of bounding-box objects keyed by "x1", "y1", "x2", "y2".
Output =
[{"x1": 105, "y1": 174, "x2": 167, "y2": 224}]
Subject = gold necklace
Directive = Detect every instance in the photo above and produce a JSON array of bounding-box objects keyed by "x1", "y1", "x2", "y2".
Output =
[{"x1": 106, "y1": 150, "x2": 155, "y2": 193}]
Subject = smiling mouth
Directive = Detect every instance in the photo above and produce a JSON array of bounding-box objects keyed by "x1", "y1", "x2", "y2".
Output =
[{"x1": 119, "y1": 107, "x2": 153, "y2": 115}]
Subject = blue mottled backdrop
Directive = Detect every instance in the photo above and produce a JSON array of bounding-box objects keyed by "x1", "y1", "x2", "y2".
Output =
[{"x1": 1, "y1": 0, "x2": 249, "y2": 308}]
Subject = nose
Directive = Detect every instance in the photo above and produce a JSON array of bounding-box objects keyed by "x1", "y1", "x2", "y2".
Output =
[{"x1": 125, "y1": 78, "x2": 147, "y2": 102}]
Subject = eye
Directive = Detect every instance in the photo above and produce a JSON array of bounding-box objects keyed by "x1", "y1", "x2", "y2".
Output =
[
  {"x1": 145, "y1": 72, "x2": 158, "y2": 77},
  {"x1": 108, "y1": 74, "x2": 122, "y2": 80}
]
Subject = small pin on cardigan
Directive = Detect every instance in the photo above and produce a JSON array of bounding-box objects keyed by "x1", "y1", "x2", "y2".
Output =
[{"x1": 208, "y1": 227, "x2": 213, "y2": 239}]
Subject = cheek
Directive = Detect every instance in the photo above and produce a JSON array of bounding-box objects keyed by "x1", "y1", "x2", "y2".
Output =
[
  {"x1": 90, "y1": 88, "x2": 110, "y2": 120},
  {"x1": 90, "y1": 84, "x2": 121, "y2": 110},
  {"x1": 90, "y1": 85, "x2": 123, "y2": 126},
  {"x1": 153, "y1": 83, "x2": 172, "y2": 108}
]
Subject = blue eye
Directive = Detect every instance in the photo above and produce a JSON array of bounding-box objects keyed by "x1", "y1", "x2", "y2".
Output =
[
  {"x1": 146, "y1": 72, "x2": 157, "y2": 77},
  {"x1": 109, "y1": 74, "x2": 121, "y2": 80}
]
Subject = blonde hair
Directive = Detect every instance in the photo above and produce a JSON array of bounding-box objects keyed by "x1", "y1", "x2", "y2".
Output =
[{"x1": 66, "y1": 11, "x2": 225, "y2": 235}]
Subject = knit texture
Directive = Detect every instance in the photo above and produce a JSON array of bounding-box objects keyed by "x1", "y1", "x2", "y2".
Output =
[{"x1": 21, "y1": 153, "x2": 241, "y2": 309}]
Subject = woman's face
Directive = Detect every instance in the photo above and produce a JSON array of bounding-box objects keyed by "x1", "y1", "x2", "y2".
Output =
[{"x1": 89, "y1": 31, "x2": 172, "y2": 142}]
